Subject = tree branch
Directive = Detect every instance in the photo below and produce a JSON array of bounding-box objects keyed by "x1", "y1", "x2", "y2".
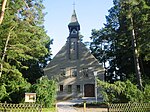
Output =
[
  {"x1": 0, "y1": 26, "x2": 15, "y2": 77},
  {"x1": 0, "y1": 0, "x2": 8, "y2": 25}
]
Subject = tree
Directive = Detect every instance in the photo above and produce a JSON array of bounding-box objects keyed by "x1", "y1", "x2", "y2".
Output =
[
  {"x1": 0, "y1": 0, "x2": 51, "y2": 79},
  {"x1": 0, "y1": 0, "x2": 52, "y2": 102},
  {"x1": 90, "y1": 0, "x2": 150, "y2": 87},
  {"x1": 123, "y1": 0, "x2": 140, "y2": 89},
  {"x1": 90, "y1": 0, "x2": 127, "y2": 83},
  {"x1": 118, "y1": 0, "x2": 150, "y2": 89}
]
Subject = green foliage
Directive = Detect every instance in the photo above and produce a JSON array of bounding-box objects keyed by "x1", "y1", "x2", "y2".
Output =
[
  {"x1": 42, "y1": 108, "x2": 56, "y2": 112},
  {"x1": 0, "y1": 83, "x2": 8, "y2": 101},
  {"x1": 0, "y1": 71, "x2": 31, "y2": 103},
  {"x1": 123, "y1": 80, "x2": 143, "y2": 102},
  {"x1": 143, "y1": 84, "x2": 150, "y2": 103},
  {"x1": 0, "y1": 0, "x2": 51, "y2": 79},
  {"x1": 0, "y1": 0, "x2": 52, "y2": 103},
  {"x1": 97, "y1": 79, "x2": 149, "y2": 103},
  {"x1": 90, "y1": 0, "x2": 150, "y2": 83},
  {"x1": 31, "y1": 76, "x2": 56, "y2": 108}
]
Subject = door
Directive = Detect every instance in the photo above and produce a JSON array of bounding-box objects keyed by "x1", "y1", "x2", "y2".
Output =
[{"x1": 84, "y1": 84, "x2": 95, "y2": 97}]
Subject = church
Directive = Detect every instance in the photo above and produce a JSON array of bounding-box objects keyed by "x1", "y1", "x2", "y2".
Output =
[{"x1": 44, "y1": 9, "x2": 104, "y2": 100}]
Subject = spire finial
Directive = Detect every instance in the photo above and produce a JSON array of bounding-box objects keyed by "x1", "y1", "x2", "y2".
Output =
[
  {"x1": 71, "y1": 2, "x2": 78, "y2": 23},
  {"x1": 73, "y1": 2, "x2": 75, "y2": 10}
]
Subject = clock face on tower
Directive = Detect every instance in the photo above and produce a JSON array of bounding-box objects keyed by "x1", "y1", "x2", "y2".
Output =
[{"x1": 71, "y1": 29, "x2": 77, "y2": 34}]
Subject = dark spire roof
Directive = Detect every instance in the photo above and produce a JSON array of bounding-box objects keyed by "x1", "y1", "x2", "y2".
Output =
[
  {"x1": 71, "y1": 9, "x2": 78, "y2": 23},
  {"x1": 68, "y1": 9, "x2": 80, "y2": 30}
]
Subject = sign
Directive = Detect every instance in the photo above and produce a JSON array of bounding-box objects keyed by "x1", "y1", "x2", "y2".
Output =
[{"x1": 25, "y1": 93, "x2": 36, "y2": 102}]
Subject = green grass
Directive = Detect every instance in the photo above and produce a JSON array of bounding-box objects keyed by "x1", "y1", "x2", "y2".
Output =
[{"x1": 42, "y1": 107, "x2": 56, "y2": 112}]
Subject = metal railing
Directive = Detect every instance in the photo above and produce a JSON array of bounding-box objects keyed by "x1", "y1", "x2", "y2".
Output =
[{"x1": 108, "y1": 103, "x2": 150, "y2": 112}]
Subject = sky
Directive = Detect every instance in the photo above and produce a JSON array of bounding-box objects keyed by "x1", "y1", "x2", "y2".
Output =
[{"x1": 43, "y1": 0, "x2": 114, "y2": 57}]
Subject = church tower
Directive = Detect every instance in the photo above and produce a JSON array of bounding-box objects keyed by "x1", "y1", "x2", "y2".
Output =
[{"x1": 67, "y1": 9, "x2": 80, "y2": 60}]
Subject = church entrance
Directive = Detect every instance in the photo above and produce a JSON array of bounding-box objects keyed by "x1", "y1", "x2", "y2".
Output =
[{"x1": 84, "y1": 84, "x2": 95, "y2": 97}]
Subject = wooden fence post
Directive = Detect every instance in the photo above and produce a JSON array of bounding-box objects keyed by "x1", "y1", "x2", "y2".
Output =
[
  {"x1": 107, "y1": 103, "x2": 110, "y2": 112},
  {"x1": 55, "y1": 103, "x2": 58, "y2": 112}
]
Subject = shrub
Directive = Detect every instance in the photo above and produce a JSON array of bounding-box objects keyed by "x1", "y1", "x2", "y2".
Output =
[
  {"x1": 97, "y1": 80, "x2": 146, "y2": 103},
  {"x1": 143, "y1": 84, "x2": 150, "y2": 103},
  {"x1": 31, "y1": 76, "x2": 56, "y2": 108},
  {"x1": 0, "y1": 73, "x2": 31, "y2": 103}
]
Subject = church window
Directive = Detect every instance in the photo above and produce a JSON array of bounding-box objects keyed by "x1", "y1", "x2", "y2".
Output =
[
  {"x1": 76, "y1": 85, "x2": 80, "y2": 93},
  {"x1": 60, "y1": 68, "x2": 66, "y2": 76},
  {"x1": 71, "y1": 42, "x2": 76, "y2": 50},
  {"x1": 60, "y1": 85, "x2": 63, "y2": 92},
  {"x1": 82, "y1": 68, "x2": 89, "y2": 77},
  {"x1": 68, "y1": 85, "x2": 72, "y2": 93},
  {"x1": 72, "y1": 68, "x2": 77, "y2": 77}
]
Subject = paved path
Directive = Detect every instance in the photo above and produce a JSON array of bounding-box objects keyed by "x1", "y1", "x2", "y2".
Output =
[
  {"x1": 57, "y1": 101, "x2": 78, "y2": 112},
  {"x1": 57, "y1": 106, "x2": 107, "y2": 112},
  {"x1": 57, "y1": 105, "x2": 78, "y2": 112},
  {"x1": 56, "y1": 98, "x2": 107, "y2": 112}
]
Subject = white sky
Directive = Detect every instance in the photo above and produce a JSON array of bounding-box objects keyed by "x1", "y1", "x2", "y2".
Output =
[{"x1": 43, "y1": 0, "x2": 114, "y2": 57}]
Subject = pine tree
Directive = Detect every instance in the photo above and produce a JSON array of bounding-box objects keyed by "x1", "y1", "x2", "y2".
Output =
[
  {"x1": 90, "y1": 0, "x2": 150, "y2": 87},
  {"x1": 0, "y1": 0, "x2": 51, "y2": 102}
]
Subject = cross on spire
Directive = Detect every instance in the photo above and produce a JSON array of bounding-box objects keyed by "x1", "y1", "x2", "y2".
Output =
[{"x1": 73, "y1": 2, "x2": 75, "y2": 10}]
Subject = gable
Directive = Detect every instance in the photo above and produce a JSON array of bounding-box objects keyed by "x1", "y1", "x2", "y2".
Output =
[{"x1": 44, "y1": 41, "x2": 104, "y2": 79}]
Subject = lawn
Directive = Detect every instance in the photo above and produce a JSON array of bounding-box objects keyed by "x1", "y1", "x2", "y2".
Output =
[
  {"x1": 0, "y1": 107, "x2": 55, "y2": 112},
  {"x1": 42, "y1": 107, "x2": 56, "y2": 112}
]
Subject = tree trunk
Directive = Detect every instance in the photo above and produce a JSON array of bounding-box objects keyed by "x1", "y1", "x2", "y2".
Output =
[
  {"x1": 0, "y1": 0, "x2": 8, "y2": 25},
  {"x1": 0, "y1": 26, "x2": 15, "y2": 77},
  {"x1": 130, "y1": 16, "x2": 143, "y2": 90}
]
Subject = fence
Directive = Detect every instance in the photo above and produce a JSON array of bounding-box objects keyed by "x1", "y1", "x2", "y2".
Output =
[
  {"x1": 108, "y1": 103, "x2": 150, "y2": 112},
  {"x1": 0, "y1": 103, "x2": 42, "y2": 112}
]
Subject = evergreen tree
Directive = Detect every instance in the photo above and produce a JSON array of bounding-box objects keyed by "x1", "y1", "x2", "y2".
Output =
[
  {"x1": 90, "y1": 0, "x2": 150, "y2": 87},
  {"x1": 0, "y1": 0, "x2": 52, "y2": 102}
]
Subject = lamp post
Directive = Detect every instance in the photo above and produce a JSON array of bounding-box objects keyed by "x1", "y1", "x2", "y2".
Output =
[{"x1": 94, "y1": 71, "x2": 97, "y2": 103}]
